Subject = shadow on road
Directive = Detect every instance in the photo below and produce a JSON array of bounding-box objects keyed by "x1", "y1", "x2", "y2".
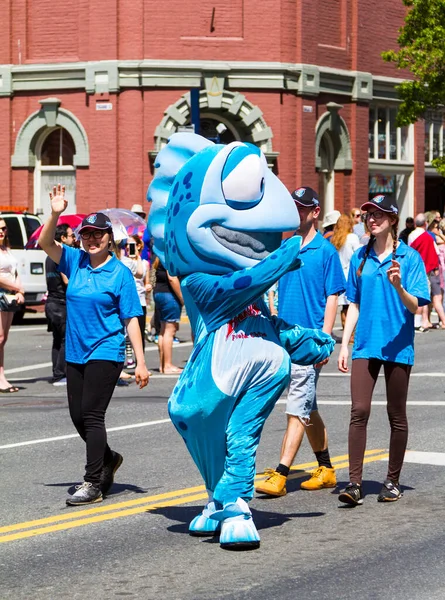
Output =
[
  {"x1": 43, "y1": 482, "x2": 148, "y2": 496},
  {"x1": 150, "y1": 505, "x2": 325, "y2": 537}
]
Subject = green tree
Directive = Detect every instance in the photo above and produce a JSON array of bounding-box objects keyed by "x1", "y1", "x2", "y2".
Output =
[{"x1": 383, "y1": 0, "x2": 445, "y2": 174}]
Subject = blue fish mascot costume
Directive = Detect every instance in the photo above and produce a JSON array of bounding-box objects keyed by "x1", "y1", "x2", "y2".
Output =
[{"x1": 147, "y1": 133, "x2": 335, "y2": 550}]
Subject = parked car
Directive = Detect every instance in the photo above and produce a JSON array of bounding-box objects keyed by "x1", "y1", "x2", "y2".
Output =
[{"x1": 0, "y1": 212, "x2": 46, "y2": 321}]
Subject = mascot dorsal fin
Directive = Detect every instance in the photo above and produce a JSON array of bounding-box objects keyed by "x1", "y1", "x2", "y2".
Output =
[{"x1": 147, "y1": 133, "x2": 213, "y2": 266}]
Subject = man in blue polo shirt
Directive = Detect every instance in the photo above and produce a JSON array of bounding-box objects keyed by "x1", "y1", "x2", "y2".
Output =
[{"x1": 256, "y1": 187, "x2": 346, "y2": 497}]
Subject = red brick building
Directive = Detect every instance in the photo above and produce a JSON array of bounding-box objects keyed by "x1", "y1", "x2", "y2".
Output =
[{"x1": 0, "y1": 0, "x2": 443, "y2": 223}]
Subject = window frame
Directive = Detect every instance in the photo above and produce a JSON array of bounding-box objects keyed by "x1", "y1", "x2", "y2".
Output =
[
  {"x1": 424, "y1": 114, "x2": 445, "y2": 164},
  {"x1": 368, "y1": 105, "x2": 413, "y2": 164}
]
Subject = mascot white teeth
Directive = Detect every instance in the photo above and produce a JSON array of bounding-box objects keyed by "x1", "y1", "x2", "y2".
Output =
[{"x1": 147, "y1": 133, "x2": 335, "y2": 550}]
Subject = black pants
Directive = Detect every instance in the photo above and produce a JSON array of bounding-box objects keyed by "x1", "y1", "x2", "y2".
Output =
[
  {"x1": 67, "y1": 360, "x2": 123, "y2": 485},
  {"x1": 45, "y1": 300, "x2": 66, "y2": 381}
]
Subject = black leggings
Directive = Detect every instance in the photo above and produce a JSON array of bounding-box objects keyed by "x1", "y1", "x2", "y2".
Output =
[
  {"x1": 349, "y1": 358, "x2": 411, "y2": 484},
  {"x1": 67, "y1": 360, "x2": 123, "y2": 485}
]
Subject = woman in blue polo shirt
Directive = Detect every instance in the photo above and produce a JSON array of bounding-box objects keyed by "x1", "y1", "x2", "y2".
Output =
[
  {"x1": 39, "y1": 184, "x2": 149, "y2": 506},
  {"x1": 337, "y1": 195, "x2": 429, "y2": 506}
]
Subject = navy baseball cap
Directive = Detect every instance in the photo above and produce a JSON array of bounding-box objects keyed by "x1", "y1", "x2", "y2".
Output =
[
  {"x1": 291, "y1": 187, "x2": 320, "y2": 208},
  {"x1": 361, "y1": 195, "x2": 399, "y2": 214},
  {"x1": 78, "y1": 212, "x2": 113, "y2": 233}
]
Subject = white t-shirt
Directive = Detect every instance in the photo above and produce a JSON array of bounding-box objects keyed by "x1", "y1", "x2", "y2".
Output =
[
  {"x1": 338, "y1": 233, "x2": 361, "y2": 274},
  {"x1": 121, "y1": 256, "x2": 148, "y2": 307},
  {"x1": 135, "y1": 260, "x2": 148, "y2": 307},
  {"x1": 0, "y1": 248, "x2": 18, "y2": 285}
]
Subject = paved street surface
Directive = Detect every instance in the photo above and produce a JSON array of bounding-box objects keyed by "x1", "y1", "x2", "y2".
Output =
[{"x1": 2, "y1": 314, "x2": 445, "y2": 599}]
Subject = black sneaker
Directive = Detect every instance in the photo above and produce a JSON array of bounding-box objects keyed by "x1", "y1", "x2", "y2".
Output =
[
  {"x1": 66, "y1": 482, "x2": 102, "y2": 506},
  {"x1": 100, "y1": 451, "x2": 123, "y2": 495},
  {"x1": 338, "y1": 483, "x2": 363, "y2": 506},
  {"x1": 377, "y1": 479, "x2": 403, "y2": 502}
]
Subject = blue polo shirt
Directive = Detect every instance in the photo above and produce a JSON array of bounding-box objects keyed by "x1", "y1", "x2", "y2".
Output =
[
  {"x1": 347, "y1": 241, "x2": 430, "y2": 365},
  {"x1": 59, "y1": 245, "x2": 142, "y2": 364},
  {"x1": 278, "y1": 232, "x2": 346, "y2": 329}
]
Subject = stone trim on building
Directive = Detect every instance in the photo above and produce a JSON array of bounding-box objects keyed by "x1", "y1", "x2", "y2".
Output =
[
  {"x1": 11, "y1": 98, "x2": 90, "y2": 167},
  {"x1": 315, "y1": 103, "x2": 353, "y2": 171},
  {"x1": 153, "y1": 88, "x2": 275, "y2": 163},
  {"x1": 0, "y1": 59, "x2": 405, "y2": 101}
]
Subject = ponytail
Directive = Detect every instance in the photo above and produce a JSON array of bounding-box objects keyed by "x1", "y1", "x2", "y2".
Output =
[
  {"x1": 391, "y1": 220, "x2": 399, "y2": 261},
  {"x1": 356, "y1": 235, "x2": 375, "y2": 277}
]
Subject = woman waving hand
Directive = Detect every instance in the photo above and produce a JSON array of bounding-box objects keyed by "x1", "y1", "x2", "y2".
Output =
[{"x1": 39, "y1": 184, "x2": 149, "y2": 506}]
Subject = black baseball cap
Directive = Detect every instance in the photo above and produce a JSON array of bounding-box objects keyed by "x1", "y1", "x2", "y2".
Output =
[
  {"x1": 291, "y1": 187, "x2": 319, "y2": 208},
  {"x1": 361, "y1": 195, "x2": 399, "y2": 214},
  {"x1": 78, "y1": 212, "x2": 113, "y2": 233}
]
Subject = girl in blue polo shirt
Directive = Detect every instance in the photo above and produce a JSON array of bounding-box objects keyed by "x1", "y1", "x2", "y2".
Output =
[
  {"x1": 39, "y1": 184, "x2": 149, "y2": 506},
  {"x1": 337, "y1": 195, "x2": 429, "y2": 506}
]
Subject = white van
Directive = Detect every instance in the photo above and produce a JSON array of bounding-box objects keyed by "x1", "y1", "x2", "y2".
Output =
[{"x1": 0, "y1": 212, "x2": 46, "y2": 312}]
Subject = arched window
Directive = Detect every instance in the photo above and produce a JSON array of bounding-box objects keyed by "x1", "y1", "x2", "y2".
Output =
[
  {"x1": 41, "y1": 128, "x2": 75, "y2": 166},
  {"x1": 34, "y1": 127, "x2": 77, "y2": 217}
]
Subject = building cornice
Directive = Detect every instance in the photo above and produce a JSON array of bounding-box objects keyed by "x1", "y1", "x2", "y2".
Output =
[{"x1": 0, "y1": 59, "x2": 409, "y2": 102}]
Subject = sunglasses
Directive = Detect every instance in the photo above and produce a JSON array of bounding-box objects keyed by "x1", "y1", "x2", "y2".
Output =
[
  {"x1": 353, "y1": 213, "x2": 361, "y2": 218},
  {"x1": 80, "y1": 230, "x2": 107, "y2": 240},
  {"x1": 364, "y1": 210, "x2": 386, "y2": 221},
  {"x1": 0, "y1": 227, "x2": 7, "y2": 232}
]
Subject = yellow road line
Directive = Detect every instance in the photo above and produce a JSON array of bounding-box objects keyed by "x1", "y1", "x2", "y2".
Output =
[
  {"x1": 288, "y1": 452, "x2": 389, "y2": 481},
  {"x1": 1, "y1": 450, "x2": 384, "y2": 535},
  {"x1": 0, "y1": 450, "x2": 388, "y2": 544},
  {"x1": 0, "y1": 493, "x2": 209, "y2": 543},
  {"x1": 286, "y1": 448, "x2": 385, "y2": 474},
  {"x1": 0, "y1": 485, "x2": 208, "y2": 534}
]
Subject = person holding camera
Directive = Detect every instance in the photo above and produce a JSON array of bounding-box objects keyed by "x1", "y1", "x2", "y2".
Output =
[
  {"x1": 122, "y1": 236, "x2": 150, "y2": 351},
  {"x1": 0, "y1": 217, "x2": 25, "y2": 393},
  {"x1": 39, "y1": 184, "x2": 149, "y2": 506}
]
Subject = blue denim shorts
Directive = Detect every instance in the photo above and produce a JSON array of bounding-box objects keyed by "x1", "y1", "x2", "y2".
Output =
[
  {"x1": 154, "y1": 292, "x2": 181, "y2": 323},
  {"x1": 286, "y1": 363, "x2": 321, "y2": 420}
]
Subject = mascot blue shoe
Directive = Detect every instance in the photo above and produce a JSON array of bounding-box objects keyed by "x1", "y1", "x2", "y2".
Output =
[
  {"x1": 147, "y1": 133, "x2": 335, "y2": 550},
  {"x1": 210, "y1": 498, "x2": 260, "y2": 550},
  {"x1": 188, "y1": 500, "x2": 221, "y2": 537}
]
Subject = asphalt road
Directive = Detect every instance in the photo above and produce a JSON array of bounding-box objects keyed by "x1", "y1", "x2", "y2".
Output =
[{"x1": 1, "y1": 315, "x2": 445, "y2": 599}]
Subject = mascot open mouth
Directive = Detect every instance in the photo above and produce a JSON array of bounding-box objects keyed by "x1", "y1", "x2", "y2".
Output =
[{"x1": 210, "y1": 224, "x2": 282, "y2": 260}]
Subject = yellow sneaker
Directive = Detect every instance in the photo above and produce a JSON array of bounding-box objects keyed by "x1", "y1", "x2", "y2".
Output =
[
  {"x1": 300, "y1": 466, "x2": 336, "y2": 490},
  {"x1": 255, "y1": 469, "x2": 287, "y2": 497}
]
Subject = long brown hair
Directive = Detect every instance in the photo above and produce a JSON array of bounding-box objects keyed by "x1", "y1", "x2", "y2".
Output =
[
  {"x1": 331, "y1": 214, "x2": 354, "y2": 250},
  {"x1": 0, "y1": 219, "x2": 10, "y2": 249},
  {"x1": 357, "y1": 214, "x2": 399, "y2": 276}
]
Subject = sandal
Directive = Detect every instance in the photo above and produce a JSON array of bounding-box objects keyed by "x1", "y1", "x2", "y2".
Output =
[{"x1": 0, "y1": 386, "x2": 20, "y2": 393}]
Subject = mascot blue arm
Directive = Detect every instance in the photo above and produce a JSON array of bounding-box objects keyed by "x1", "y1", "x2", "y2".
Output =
[
  {"x1": 147, "y1": 133, "x2": 334, "y2": 549},
  {"x1": 182, "y1": 236, "x2": 301, "y2": 335}
]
